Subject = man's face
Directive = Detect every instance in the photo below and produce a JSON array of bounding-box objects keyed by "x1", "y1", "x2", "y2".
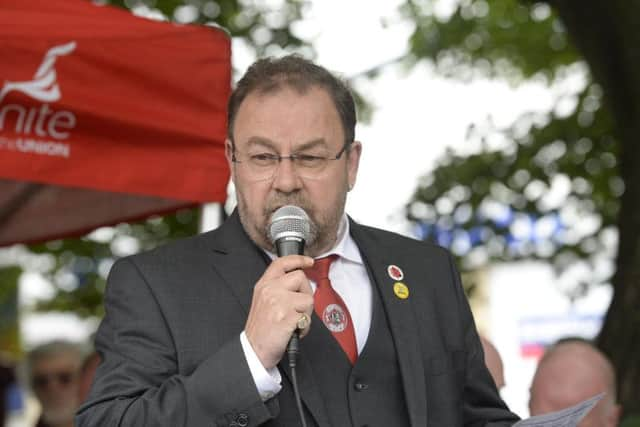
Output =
[
  {"x1": 31, "y1": 353, "x2": 80, "y2": 425},
  {"x1": 227, "y1": 85, "x2": 361, "y2": 256}
]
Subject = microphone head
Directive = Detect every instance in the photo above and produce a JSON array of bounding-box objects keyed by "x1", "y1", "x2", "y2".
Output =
[{"x1": 269, "y1": 205, "x2": 312, "y2": 246}]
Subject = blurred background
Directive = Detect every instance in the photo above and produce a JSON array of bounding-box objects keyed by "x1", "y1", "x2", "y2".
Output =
[{"x1": 1, "y1": 0, "x2": 638, "y2": 425}]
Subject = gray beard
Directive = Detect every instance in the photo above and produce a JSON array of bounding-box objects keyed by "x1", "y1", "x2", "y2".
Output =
[{"x1": 237, "y1": 192, "x2": 346, "y2": 258}]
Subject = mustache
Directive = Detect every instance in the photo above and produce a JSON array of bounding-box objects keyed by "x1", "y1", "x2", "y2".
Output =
[
  {"x1": 263, "y1": 195, "x2": 319, "y2": 245},
  {"x1": 264, "y1": 194, "x2": 312, "y2": 217}
]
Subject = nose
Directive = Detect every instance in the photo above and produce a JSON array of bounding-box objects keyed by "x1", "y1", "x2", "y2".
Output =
[{"x1": 272, "y1": 158, "x2": 303, "y2": 192}]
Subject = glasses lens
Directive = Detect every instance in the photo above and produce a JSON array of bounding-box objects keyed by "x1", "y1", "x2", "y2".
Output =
[
  {"x1": 246, "y1": 153, "x2": 279, "y2": 180},
  {"x1": 292, "y1": 155, "x2": 328, "y2": 178},
  {"x1": 236, "y1": 152, "x2": 337, "y2": 181}
]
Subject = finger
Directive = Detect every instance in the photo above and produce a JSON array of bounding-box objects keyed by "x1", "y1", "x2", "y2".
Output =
[
  {"x1": 296, "y1": 312, "x2": 312, "y2": 338},
  {"x1": 258, "y1": 269, "x2": 313, "y2": 293},
  {"x1": 250, "y1": 279, "x2": 313, "y2": 319},
  {"x1": 262, "y1": 255, "x2": 314, "y2": 279},
  {"x1": 296, "y1": 271, "x2": 313, "y2": 295},
  {"x1": 286, "y1": 270, "x2": 314, "y2": 294},
  {"x1": 286, "y1": 308, "x2": 312, "y2": 332},
  {"x1": 289, "y1": 291, "x2": 314, "y2": 314}
]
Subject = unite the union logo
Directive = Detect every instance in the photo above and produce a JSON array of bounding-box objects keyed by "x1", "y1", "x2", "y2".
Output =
[
  {"x1": 0, "y1": 41, "x2": 78, "y2": 158},
  {"x1": 0, "y1": 41, "x2": 76, "y2": 103}
]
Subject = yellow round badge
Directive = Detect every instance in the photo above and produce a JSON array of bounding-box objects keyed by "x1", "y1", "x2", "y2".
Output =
[{"x1": 393, "y1": 282, "x2": 409, "y2": 299}]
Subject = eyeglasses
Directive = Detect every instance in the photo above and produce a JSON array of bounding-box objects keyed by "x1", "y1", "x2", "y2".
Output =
[
  {"x1": 231, "y1": 142, "x2": 351, "y2": 181},
  {"x1": 31, "y1": 371, "x2": 76, "y2": 389}
]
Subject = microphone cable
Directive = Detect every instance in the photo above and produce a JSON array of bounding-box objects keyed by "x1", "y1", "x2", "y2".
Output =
[{"x1": 287, "y1": 331, "x2": 308, "y2": 427}]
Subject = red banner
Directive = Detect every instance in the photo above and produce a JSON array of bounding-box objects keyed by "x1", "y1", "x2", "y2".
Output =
[{"x1": 0, "y1": 0, "x2": 231, "y2": 246}]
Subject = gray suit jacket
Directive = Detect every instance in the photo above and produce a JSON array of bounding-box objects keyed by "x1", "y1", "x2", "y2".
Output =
[{"x1": 76, "y1": 211, "x2": 519, "y2": 426}]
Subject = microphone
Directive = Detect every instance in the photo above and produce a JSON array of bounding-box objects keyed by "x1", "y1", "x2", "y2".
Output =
[
  {"x1": 268, "y1": 205, "x2": 311, "y2": 427},
  {"x1": 268, "y1": 205, "x2": 312, "y2": 256}
]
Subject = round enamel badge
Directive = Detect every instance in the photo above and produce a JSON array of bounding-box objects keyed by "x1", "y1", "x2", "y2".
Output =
[
  {"x1": 393, "y1": 282, "x2": 410, "y2": 299},
  {"x1": 322, "y1": 304, "x2": 348, "y2": 332},
  {"x1": 387, "y1": 264, "x2": 404, "y2": 281}
]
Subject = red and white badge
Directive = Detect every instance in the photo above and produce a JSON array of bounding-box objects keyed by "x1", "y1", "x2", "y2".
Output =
[
  {"x1": 322, "y1": 304, "x2": 348, "y2": 332},
  {"x1": 387, "y1": 264, "x2": 404, "y2": 281}
]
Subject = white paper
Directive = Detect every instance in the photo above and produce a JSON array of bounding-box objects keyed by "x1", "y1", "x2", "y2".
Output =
[{"x1": 513, "y1": 393, "x2": 604, "y2": 427}]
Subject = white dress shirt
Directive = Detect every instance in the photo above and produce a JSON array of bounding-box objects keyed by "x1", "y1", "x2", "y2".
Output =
[{"x1": 239, "y1": 214, "x2": 373, "y2": 400}]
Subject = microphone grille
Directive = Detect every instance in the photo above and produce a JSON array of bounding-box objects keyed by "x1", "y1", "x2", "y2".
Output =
[{"x1": 269, "y1": 205, "x2": 311, "y2": 244}]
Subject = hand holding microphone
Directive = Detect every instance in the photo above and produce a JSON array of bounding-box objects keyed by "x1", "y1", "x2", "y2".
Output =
[{"x1": 243, "y1": 206, "x2": 315, "y2": 369}]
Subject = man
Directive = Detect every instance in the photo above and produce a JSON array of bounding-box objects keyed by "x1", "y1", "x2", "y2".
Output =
[
  {"x1": 77, "y1": 55, "x2": 518, "y2": 426},
  {"x1": 28, "y1": 340, "x2": 83, "y2": 427},
  {"x1": 529, "y1": 338, "x2": 621, "y2": 427},
  {"x1": 481, "y1": 335, "x2": 505, "y2": 390}
]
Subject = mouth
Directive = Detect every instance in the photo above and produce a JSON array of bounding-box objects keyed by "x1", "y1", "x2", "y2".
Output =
[
  {"x1": 267, "y1": 203, "x2": 309, "y2": 216},
  {"x1": 266, "y1": 206, "x2": 283, "y2": 220}
]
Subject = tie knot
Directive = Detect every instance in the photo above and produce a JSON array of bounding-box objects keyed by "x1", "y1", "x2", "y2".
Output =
[{"x1": 305, "y1": 254, "x2": 338, "y2": 284}]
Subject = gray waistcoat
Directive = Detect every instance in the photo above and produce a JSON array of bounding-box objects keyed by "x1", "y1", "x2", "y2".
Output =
[{"x1": 303, "y1": 282, "x2": 411, "y2": 427}]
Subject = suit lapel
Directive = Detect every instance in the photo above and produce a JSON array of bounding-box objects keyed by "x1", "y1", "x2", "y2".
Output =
[
  {"x1": 205, "y1": 211, "x2": 330, "y2": 426},
  {"x1": 350, "y1": 220, "x2": 429, "y2": 427},
  {"x1": 204, "y1": 211, "x2": 268, "y2": 313}
]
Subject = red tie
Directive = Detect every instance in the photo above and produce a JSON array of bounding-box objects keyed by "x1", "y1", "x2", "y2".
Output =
[{"x1": 305, "y1": 255, "x2": 357, "y2": 364}]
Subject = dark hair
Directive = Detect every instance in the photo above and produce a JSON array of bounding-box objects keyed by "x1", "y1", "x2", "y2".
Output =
[{"x1": 227, "y1": 55, "x2": 356, "y2": 146}]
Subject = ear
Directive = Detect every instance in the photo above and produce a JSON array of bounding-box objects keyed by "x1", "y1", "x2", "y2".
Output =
[
  {"x1": 225, "y1": 139, "x2": 236, "y2": 184},
  {"x1": 347, "y1": 141, "x2": 362, "y2": 191},
  {"x1": 608, "y1": 403, "x2": 622, "y2": 427}
]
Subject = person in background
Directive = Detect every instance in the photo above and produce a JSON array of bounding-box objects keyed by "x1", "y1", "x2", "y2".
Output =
[
  {"x1": 27, "y1": 340, "x2": 83, "y2": 427},
  {"x1": 481, "y1": 335, "x2": 505, "y2": 390},
  {"x1": 529, "y1": 337, "x2": 621, "y2": 427}
]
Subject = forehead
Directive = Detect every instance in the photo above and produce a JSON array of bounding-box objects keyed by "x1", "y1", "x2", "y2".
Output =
[
  {"x1": 32, "y1": 352, "x2": 80, "y2": 372},
  {"x1": 232, "y1": 85, "x2": 344, "y2": 150},
  {"x1": 531, "y1": 356, "x2": 607, "y2": 410}
]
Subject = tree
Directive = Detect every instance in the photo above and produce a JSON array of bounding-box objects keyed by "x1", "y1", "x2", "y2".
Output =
[{"x1": 401, "y1": 0, "x2": 639, "y2": 414}]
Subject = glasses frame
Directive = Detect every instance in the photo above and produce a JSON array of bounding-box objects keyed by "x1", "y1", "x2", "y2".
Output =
[{"x1": 230, "y1": 140, "x2": 352, "y2": 180}]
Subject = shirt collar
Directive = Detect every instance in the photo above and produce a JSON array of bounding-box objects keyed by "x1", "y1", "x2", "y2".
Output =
[{"x1": 316, "y1": 214, "x2": 363, "y2": 265}]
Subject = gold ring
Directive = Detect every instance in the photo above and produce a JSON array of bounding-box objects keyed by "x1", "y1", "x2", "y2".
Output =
[{"x1": 297, "y1": 313, "x2": 310, "y2": 330}]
